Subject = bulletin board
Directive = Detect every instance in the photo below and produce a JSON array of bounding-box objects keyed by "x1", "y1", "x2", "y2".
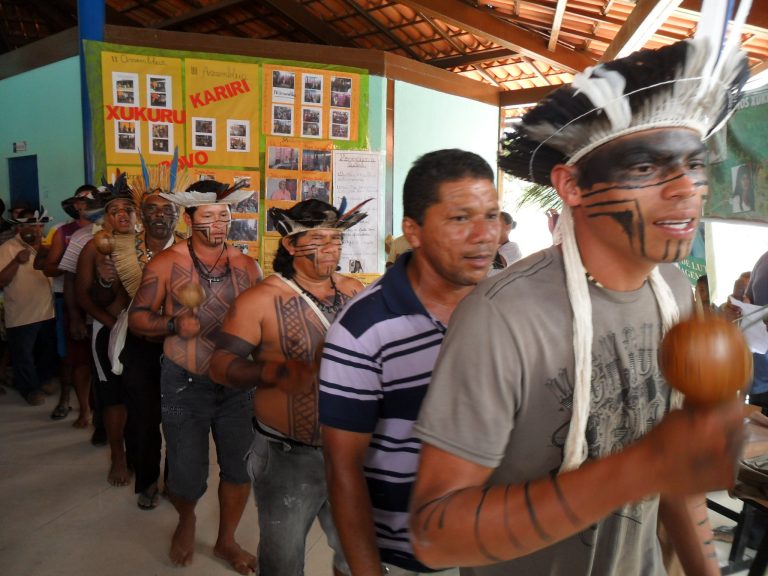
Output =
[{"x1": 83, "y1": 41, "x2": 372, "y2": 269}]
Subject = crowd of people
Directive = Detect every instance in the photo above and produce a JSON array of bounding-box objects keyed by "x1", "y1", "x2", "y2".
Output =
[{"x1": 0, "y1": 13, "x2": 765, "y2": 576}]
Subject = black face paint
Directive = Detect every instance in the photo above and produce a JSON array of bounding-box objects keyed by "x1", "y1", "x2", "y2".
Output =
[{"x1": 576, "y1": 130, "x2": 708, "y2": 190}]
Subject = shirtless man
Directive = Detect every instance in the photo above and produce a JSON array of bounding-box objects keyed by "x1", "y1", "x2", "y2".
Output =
[
  {"x1": 128, "y1": 180, "x2": 260, "y2": 574},
  {"x1": 75, "y1": 191, "x2": 135, "y2": 486},
  {"x1": 209, "y1": 198, "x2": 369, "y2": 576}
]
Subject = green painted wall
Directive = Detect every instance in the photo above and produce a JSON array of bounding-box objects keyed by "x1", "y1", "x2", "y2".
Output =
[
  {"x1": 392, "y1": 81, "x2": 499, "y2": 234},
  {"x1": 0, "y1": 57, "x2": 85, "y2": 225}
]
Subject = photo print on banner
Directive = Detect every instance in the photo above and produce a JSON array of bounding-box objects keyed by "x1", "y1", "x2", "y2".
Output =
[{"x1": 192, "y1": 117, "x2": 216, "y2": 151}]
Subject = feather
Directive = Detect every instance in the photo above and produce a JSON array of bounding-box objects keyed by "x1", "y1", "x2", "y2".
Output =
[
  {"x1": 169, "y1": 147, "x2": 179, "y2": 193},
  {"x1": 139, "y1": 149, "x2": 151, "y2": 192},
  {"x1": 337, "y1": 196, "x2": 347, "y2": 216},
  {"x1": 336, "y1": 197, "x2": 373, "y2": 225}
]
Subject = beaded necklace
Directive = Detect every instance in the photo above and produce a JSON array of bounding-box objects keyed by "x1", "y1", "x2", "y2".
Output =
[
  {"x1": 188, "y1": 238, "x2": 230, "y2": 284},
  {"x1": 292, "y1": 275, "x2": 341, "y2": 314}
]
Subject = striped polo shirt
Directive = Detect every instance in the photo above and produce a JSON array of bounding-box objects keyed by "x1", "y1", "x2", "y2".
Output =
[{"x1": 319, "y1": 253, "x2": 445, "y2": 572}]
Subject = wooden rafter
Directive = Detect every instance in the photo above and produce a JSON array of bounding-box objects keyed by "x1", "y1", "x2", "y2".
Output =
[
  {"x1": 154, "y1": 0, "x2": 245, "y2": 29},
  {"x1": 430, "y1": 47, "x2": 516, "y2": 68},
  {"x1": 260, "y1": 0, "x2": 353, "y2": 46},
  {"x1": 342, "y1": 0, "x2": 422, "y2": 60},
  {"x1": 397, "y1": 0, "x2": 594, "y2": 72},
  {"x1": 601, "y1": 0, "x2": 683, "y2": 62},
  {"x1": 548, "y1": 0, "x2": 567, "y2": 51},
  {"x1": 418, "y1": 11, "x2": 465, "y2": 54}
]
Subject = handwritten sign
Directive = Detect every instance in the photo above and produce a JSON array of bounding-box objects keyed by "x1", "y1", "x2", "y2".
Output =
[{"x1": 332, "y1": 150, "x2": 381, "y2": 274}]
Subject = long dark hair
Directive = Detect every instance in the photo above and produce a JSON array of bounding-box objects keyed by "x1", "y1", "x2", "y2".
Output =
[{"x1": 733, "y1": 164, "x2": 754, "y2": 210}]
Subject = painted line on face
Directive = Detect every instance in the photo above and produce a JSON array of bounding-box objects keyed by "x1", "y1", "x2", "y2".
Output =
[{"x1": 582, "y1": 172, "x2": 707, "y2": 199}]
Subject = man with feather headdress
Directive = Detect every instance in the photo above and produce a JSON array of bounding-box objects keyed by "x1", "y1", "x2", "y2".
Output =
[
  {"x1": 209, "y1": 197, "x2": 369, "y2": 576},
  {"x1": 408, "y1": 1, "x2": 753, "y2": 575},
  {"x1": 112, "y1": 154, "x2": 183, "y2": 511},
  {"x1": 128, "y1": 177, "x2": 261, "y2": 573}
]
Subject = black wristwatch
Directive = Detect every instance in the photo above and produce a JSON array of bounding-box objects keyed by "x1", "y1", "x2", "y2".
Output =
[{"x1": 167, "y1": 317, "x2": 176, "y2": 335}]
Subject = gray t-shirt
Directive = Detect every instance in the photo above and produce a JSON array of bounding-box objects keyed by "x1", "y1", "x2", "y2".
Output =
[{"x1": 414, "y1": 246, "x2": 693, "y2": 576}]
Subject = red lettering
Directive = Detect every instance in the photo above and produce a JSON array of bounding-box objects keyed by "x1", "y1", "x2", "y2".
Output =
[
  {"x1": 230, "y1": 81, "x2": 245, "y2": 96},
  {"x1": 160, "y1": 109, "x2": 173, "y2": 123},
  {"x1": 213, "y1": 86, "x2": 227, "y2": 100},
  {"x1": 119, "y1": 107, "x2": 133, "y2": 120},
  {"x1": 194, "y1": 151, "x2": 208, "y2": 165},
  {"x1": 242, "y1": 79, "x2": 250, "y2": 93},
  {"x1": 134, "y1": 107, "x2": 147, "y2": 122},
  {"x1": 172, "y1": 110, "x2": 186, "y2": 124},
  {"x1": 147, "y1": 108, "x2": 161, "y2": 122},
  {"x1": 203, "y1": 90, "x2": 215, "y2": 106},
  {"x1": 105, "y1": 105, "x2": 119, "y2": 120}
]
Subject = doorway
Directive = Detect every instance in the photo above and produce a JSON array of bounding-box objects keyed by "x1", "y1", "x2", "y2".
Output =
[{"x1": 8, "y1": 155, "x2": 40, "y2": 212}]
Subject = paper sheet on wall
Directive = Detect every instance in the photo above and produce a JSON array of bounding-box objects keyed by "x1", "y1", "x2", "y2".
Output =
[
  {"x1": 731, "y1": 296, "x2": 768, "y2": 354},
  {"x1": 332, "y1": 150, "x2": 381, "y2": 274}
]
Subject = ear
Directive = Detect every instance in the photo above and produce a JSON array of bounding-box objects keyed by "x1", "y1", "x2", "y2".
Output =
[
  {"x1": 402, "y1": 217, "x2": 421, "y2": 250},
  {"x1": 182, "y1": 212, "x2": 192, "y2": 227},
  {"x1": 280, "y1": 235, "x2": 295, "y2": 255},
  {"x1": 550, "y1": 164, "x2": 582, "y2": 208}
]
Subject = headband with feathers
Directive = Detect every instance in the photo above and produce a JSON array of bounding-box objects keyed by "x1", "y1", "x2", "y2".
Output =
[{"x1": 268, "y1": 198, "x2": 371, "y2": 238}]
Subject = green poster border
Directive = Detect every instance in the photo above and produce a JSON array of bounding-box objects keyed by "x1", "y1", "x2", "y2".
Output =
[{"x1": 84, "y1": 40, "x2": 370, "y2": 180}]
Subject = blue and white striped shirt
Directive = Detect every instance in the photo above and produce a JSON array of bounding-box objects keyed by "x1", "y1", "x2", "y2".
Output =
[{"x1": 319, "y1": 253, "x2": 444, "y2": 571}]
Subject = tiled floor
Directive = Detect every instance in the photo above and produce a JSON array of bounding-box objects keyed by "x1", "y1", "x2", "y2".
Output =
[
  {"x1": 0, "y1": 382, "x2": 757, "y2": 575},
  {"x1": 0, "y1": 383, "x2": 334, "y2": 576}
]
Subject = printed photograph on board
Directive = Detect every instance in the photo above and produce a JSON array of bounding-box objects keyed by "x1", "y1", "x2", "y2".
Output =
[
  {"x1": 330, "y1": 76, "x2": 352, "y2": 108},
  {"x1": 330, "y1": 109, "x2": 350, "y2": 141},
  {"x1": 302, "y1": 107, "x2": 322, "y2": 138},
  {"x1": 147, "y1": 75, "x2": 171, "y2": 109},
  {"x1": 192, "y1": 117, "x2": 216, "y2": 151},
  {"x1": 112, "y1": 72, "x2": 139, "y2": 106},
  {"x1": 301, "y1": 149, "x2": 331, "y2": 172},
  {"x1": 272, "y1": 70, "x2": 296, "y2": 103},
  {"x1": 272, "y1": 104, "x2": 293, "y2": 136},
  {"x1": 150, "y1": 122, "x2": 173, "y2": 154},
  {"x1": 227, "y1": 120, "x2": 250, "y2": 152},
  {"x1": 268, "y1": 146, "x2": 299, "y2": 170},
  {"x1": 115, "y1": 120, "x2": 139, "y2": 152},
  {"x1": 301, "y1": 180, "x2": 330, "y2": 203},
  {"x1": 228, "y1": 218, "x2": 259, "y2": 242},
  {"x1": 303, "y1": 73, "x2": 323, "y2": 105},
  {"x1": 266, "y1": 178, "x2": 297, "y2": 201}
]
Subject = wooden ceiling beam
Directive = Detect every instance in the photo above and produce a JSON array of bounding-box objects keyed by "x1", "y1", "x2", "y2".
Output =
[
  {"x1": 679, "y1": 0, "x2": 768, "y2": 30},
  {"x1": 548, "y1": 0, "x2": 567, "y2": 51},
  {"x1": 397, "y1": 0, "x2": 595, "y2": 72},
  {"x1": 343, "y1": 0, "x2": 422, "y2": 60},
  {"x1": 601, "y1": 0, "x2": 683, "y2": 62},
  {"x1": 154, "y1": 0, "x2": 245, "y2": 29},
  {"x1": 429, "y1": 47, "x2": 516, "y2": 68},
  {"x1": 418, "y1": 11, "x2": 465, "y2": 54},
  {"x1": 260, "y1": 0, "x2": 354, "y2": 46},
  {"x1": 499, "y1": 84, "x2": 558, "y2": 107}
]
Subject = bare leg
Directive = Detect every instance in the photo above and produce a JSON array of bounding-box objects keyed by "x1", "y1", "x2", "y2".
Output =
[
  {"x1": 72, "y1": 365, "x2": 92, "y2": 428},
  {"x1": 213, "y1": 481, "x2": 256, "y2": 574},
  {"x1": 53, "y1": 364, "x2": 72, "y2": 417},
  {"x1": 104, "y1": 404, "x2": 130, "y2": 486},
  {"x1": 169, "y1": 493, "x2": 197, "y2": 567}
]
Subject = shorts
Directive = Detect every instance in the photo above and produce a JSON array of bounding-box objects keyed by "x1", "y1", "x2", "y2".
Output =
[
  {"x1": 161, "y1": 357, "x2": 253, "y2": 502},
  {"x1": 92, "y1": 320, "x2": 124, "y2": 406},
  {"x1": 54, "y1": 292, "x2": 66, "y2": 358},
  {"x1": 63, "y1": 310, "x2": 91, "y2": 368}
]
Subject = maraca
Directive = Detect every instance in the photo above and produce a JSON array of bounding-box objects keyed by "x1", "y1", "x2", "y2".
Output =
[
  {"x1": 659, "y1": 311, "x2": 752, "y2": 405},
  {"x1": 177, "y1": 282, "x2": 205, "y2": 309},
  {"x1": 93, "y1": 230, "x2": 115, "y2": 255}
]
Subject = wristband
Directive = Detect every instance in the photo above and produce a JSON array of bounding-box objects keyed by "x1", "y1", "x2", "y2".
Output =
[{"x1": 167, "y1": 317, "x2": 176, "y2": 335}]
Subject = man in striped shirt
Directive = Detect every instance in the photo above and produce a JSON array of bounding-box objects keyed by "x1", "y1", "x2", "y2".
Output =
[{"x1": 320, "y1": 149, "x2": 500, "y2": 575}]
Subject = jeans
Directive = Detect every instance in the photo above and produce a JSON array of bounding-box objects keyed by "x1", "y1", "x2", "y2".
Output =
[
  {"x1": 7, "y1": 319, "x2": 57, "y2": 397},
  {"x1": 160, "y1": 358, "x2": 253, "y2": 502},
  {"x1": 247, "y1": 428, "x2": 349, "y2": 575}
]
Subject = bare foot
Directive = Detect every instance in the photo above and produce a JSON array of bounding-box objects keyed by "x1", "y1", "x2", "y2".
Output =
[
  {"x1": 107, "y1": 455, "x2": 131, "y2": 487},
  {"x1": 213, "y1": 541, "x2": 256, "y2": 574},
  {"x1": 170, "y1": 515, "x2": 196, "y2": 567},
  {"x1": 72, "y1": 411, "x2": 91, "y2": 429}
]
